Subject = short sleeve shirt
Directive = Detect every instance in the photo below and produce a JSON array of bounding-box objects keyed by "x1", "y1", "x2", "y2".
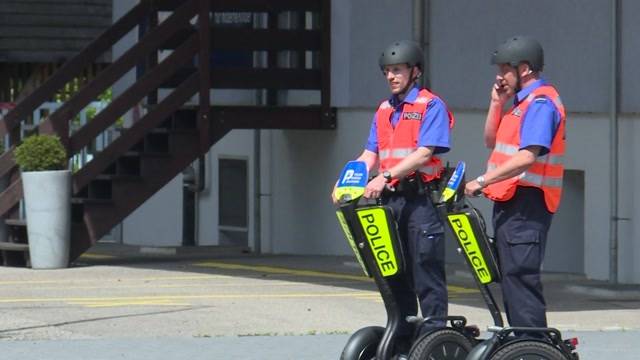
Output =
[{"x1": 515, "y1": 79, "x2": 561, "y2": 156}]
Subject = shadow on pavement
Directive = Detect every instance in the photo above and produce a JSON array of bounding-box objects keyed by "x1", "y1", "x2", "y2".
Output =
[{"x1": 73, "y1": 242, "x2": 640, "y2": 314}]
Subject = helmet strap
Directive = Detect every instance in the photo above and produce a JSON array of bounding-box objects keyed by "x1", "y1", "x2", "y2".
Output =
[
  {"x1": 397, "y1": 66, "x2": 420, "y2": 98},
  {"x1": 513, "y1": 64, "x2": 523, "y2": 93}
]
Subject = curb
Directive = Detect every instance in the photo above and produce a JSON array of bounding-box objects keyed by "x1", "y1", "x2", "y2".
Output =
[{"x1": 565, "y1": 284, "x2": 640, "y2": 299}]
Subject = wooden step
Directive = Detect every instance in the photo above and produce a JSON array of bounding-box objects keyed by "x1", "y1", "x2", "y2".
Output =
[
  {"x1": 0, "y1": 242, "x2": 28, "y2": 252},
  {"x1": 124, "y1": 151, "x2": 171, "y2": 158},
  {"x1": 94, "y1": 174, "x2": 143, "y2": 182},
  {"x1": 5, "y1": 218, "x2": 26, "y2": 227},
  {"x1": 71, "y1": 198, "x2": 113, "y2": 205},
  {"x1": 1, "y1": 215, "x2": 31, "y2": 265},
  {"x1": 4, "y1": 219, "x2": 28, "y2": 251},
  {"x1": 150, "y1": 127, "x2": 198, "y2": 135}
]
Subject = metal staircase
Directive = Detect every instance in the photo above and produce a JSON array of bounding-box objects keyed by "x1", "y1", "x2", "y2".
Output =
[{"x1": 0, "y1": 0, "x2": 334, "y2": 266}]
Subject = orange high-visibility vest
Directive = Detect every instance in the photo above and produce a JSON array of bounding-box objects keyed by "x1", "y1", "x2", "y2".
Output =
[
  {"x1": 376, "y1": 89, "x2": 454, "y2": 184},
  {"x1": 484, "y1": 85, "x2": 566, "y2": 213}
]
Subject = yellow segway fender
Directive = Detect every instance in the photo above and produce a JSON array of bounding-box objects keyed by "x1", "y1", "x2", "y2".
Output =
[
  {"x1": 447, "y1": 211, "x2": 500, "y2": 285},
  {"x1": 356, "y1": 206, "x2": 403, "y2": 278}
]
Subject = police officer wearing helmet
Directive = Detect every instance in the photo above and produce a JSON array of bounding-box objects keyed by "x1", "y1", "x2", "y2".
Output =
[
  {"x1": 332, "y1": 40, "x2": 455, "y2": 339},
  {"x1": 465, "y1": 36, "x2": 566, "y2": 329}
]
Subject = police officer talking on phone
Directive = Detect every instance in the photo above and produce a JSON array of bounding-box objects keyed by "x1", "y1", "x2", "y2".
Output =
[
  {"x1": 332, "y1": 40, "x2": 455, "y2": 341},
  {"x1": 465, "y1": 36, "x2": 566, "y2": 330}
]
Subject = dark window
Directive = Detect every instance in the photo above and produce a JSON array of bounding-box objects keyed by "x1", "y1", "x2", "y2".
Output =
[{"x1": 218, "y1": 158, "x2": 248, "y2": 228}]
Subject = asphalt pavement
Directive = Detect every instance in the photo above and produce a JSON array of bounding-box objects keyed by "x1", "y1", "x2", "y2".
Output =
[
  {"x1": 1, "y1": 331, "x2": 639, "y2": 360},
  {"x1": 0, "y1": 243, "x2": 638, "y2": 359}
]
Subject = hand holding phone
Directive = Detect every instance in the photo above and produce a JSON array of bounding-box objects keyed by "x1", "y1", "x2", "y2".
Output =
[{"x1": 491, "y1": 75, "x2": 512, "y2": 103}]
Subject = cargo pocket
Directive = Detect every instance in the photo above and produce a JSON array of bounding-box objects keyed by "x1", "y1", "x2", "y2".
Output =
[
  {"x1": 500, "y1": 225, "x2": 543, "y2": 275},
  {"x1": 417, "y1": 223, "x2": 444, "y2": 265}
]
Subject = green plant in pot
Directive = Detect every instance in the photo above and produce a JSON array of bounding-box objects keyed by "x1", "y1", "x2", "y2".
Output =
[
  {"x1": 14, "y1": 134, "x2": 71, "y2": 269},
  {"x1": 14, "y1": 134, "x2": 67, "y2": 171}
]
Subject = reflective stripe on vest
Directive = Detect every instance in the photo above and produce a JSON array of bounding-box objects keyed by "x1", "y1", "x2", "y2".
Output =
[
  {"x1": 379, "y1": 147, "x2": 415, "y2": 160},
  {"x1": 380, "y1": 147, "x2": 443, "y2": 176},
  {"x1": 519, "y1": 172, "x2": 563, "y2": 188},
  {"x1": 492, "y1": 162, "x2": 563, "y2": 188},
  {"x1": 490, "y1": 142, "x2": 564, "y2": 166}
]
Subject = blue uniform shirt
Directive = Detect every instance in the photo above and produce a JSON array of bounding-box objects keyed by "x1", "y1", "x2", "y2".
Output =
[
  {"x1": 365, "y1": 86, "x2": 451, "y2": 155},
  {"x1": 516, "y1": 79, "x2": 561, "y2": 156}
]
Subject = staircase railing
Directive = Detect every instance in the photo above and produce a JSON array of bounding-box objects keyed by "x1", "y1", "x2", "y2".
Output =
[
  {"x1": 0, "y1": 0, "x2": 207, "y2": 219},
  {"x1": 0, "y1": 0, "x2": 334, "y2": 263}
]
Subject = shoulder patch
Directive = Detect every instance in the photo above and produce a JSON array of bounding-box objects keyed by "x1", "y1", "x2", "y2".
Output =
[
  {"x1": 415, "y1": 96, "x2": 431, "y2": 104},
  {"x1": 378, "y1": 100, "x2": 391, "y2": 110},
  {"x1": 512, "y1": 108, "x2": 522, "y2": 117}
]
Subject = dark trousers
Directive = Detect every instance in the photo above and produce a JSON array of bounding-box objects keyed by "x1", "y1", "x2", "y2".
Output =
[
  {"x1": 493, "y1": 186, "x2": 553, "y2": 328},
  {"x1": 383, "y1": 192, "x2": 447, "y2": 334}
]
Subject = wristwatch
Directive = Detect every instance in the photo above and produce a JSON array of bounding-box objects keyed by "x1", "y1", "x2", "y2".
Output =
[
  {"x1": 476, "y1": 175, "x2": 486, "y2": 188},
  {"x1": 382, "y1": 171, "x2": 393, "y2": 183}
]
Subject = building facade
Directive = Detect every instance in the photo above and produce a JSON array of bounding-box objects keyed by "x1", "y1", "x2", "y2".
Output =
[{"x1": 115, "y1": 1, "x2": 640, "y2": 284}]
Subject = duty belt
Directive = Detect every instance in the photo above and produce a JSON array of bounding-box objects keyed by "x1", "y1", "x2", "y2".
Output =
[{"x1": 384, "y1": 176, "x2": 441, "y2": 201}]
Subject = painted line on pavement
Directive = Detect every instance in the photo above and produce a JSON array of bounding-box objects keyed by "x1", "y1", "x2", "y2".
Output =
[
  {"x1": 68, "y1": 299, "x2": 191, "y2": 308},
  {"x1": 195, "y1": 261, "x2": 370, "y2": 282},
  {"x1": 0, "y1": 275, "x2": 229, "y2": 286},
  {"x1": 194, "y1": 261, "x2": 478, "y2": 295},
  {"x1": 9, "y1": 280, "x2": 366, "y2": 292},
  {"x1": 0, "y1": 262, "x2": 476, "y2": 308},
  {"x1": 0, "y1": 291, "x2": 379, "y2": 307},
  {"x1": 78, "y1": 253, "x2": 117, "y2": 260}
]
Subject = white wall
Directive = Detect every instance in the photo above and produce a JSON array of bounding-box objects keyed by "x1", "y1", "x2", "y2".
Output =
[
  {"x1": 428, "y1": 0, "x2": 612, "y2": 113},
  {"x1": 330, "y1": 0, "x2": 415, "y2": 108},
  {"x1": 270, "y1": 108, "x2": 371, "y2": 255},
  {"x1": 617, "y1": 115, "x2": 640, "y2": 283},
  {"x1": 123, "y1": 177, "x2": 183, "y2": 246}
]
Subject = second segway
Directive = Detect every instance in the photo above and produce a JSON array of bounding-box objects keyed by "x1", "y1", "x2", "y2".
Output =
[{"x1": 430, "y1": 161, "x2": 579, "y2": 360}]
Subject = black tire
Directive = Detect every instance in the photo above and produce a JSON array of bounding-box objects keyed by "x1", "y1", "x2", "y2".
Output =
[
  {"x1": 490, "y1": 340, "x2": 566, "y2": 360},
  {"x1": 408, "y1": 328, "x2": 473, "y2": 360},
  {"x1": 340, "y1": 326, "x2": 384, "y2": 360}
]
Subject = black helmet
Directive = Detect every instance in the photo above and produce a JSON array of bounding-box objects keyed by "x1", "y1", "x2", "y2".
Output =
[
  {"x1": 491, "y1": 36, "x2": 544, "y2": 72},
  {"x1": 379, "y1": 40, "x2": 424, "y2": 70}
]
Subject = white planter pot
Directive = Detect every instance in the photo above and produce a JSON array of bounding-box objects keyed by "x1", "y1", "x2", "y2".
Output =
[{"x1": 22, "y1": 170, "x2": 71, "y2": 269}]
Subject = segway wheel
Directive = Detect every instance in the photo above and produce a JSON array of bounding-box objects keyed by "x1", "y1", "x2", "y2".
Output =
[
  {"x1": 490, "y1": 340, "x2": 566, "y2": 360},
  {"x1": 408, "y1": 328, "x2": 473, "y2": 360},
  {"x1": 340, "y1": 326, "x2": 384, "y2": 360}
]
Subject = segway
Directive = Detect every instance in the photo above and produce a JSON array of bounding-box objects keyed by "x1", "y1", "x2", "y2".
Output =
[
  {"x1": 430, "y1": 161, "x2": 579, "y2": 360},
  {"x1": 335, "y1": 161, "x2": 476, "y2": 360}
]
